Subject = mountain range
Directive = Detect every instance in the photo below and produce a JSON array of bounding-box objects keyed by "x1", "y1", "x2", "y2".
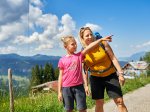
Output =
[
  {"x1": 0, "y1": 51, "x2": 146, "y2": 76},
  {"x1": 118, "y1": 51, "x2": 146, "y2": 61},
  {"x1": 0, "y1": 53, "x2": 61, "y2": 76}
]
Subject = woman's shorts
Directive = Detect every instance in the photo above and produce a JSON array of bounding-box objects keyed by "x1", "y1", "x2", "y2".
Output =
[
  {"x1": 62, "y1": 84, "x2": 87, "y2": 111},
  {"x1": 90, "y1": 72, "x2": 123, "y2": 100}
]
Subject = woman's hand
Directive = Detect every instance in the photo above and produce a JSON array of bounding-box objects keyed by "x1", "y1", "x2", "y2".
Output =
[
  {"x1": 102, "y1": 35, "x2": 113, "y2": 42},
  {"x1": 118, "y1": 75, "x2": 125, "y2": 86}
]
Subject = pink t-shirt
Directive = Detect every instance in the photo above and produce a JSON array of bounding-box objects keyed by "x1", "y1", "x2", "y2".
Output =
[{"x1": 58, "y1": 52, "x2": 84, "y2": 87}]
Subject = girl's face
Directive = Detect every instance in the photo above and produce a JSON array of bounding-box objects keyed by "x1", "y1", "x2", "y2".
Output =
[
  {"x1": 66, "y1": 39, "x2": 77, "y2": 54},
  {"x1": 82, "y1": 29, "x2": 94, "y2": 46}
]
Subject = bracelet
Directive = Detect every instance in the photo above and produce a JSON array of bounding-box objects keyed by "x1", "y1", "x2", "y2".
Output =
[
  {"x1": 118, "y1": 71, "x2": 124, "y2": 76},
  {"x1": 119, "y1": 75, "x2": 124, "y2": 77},
  {"x1": 118, "y1": 71, "x2": 124, "y2": 74}
]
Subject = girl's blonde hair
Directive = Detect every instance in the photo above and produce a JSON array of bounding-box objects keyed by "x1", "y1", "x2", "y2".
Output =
[
  {"x1": 61, "y1": 35, "x2": 75, "y2": 47},
  {"x1": 79, "y1": 27, "x2": 95, "y2": 48}
]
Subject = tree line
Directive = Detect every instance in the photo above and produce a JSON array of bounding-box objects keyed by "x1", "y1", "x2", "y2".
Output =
[
  {"x1": 30, "y1": 63, "x2": 59, "y2": 87},
  {"x1": 29, "y1": 52, "x2": 150, "y2": 87}
]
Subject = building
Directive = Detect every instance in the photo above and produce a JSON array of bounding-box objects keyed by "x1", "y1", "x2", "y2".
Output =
[
  {"x1": 31, "y1": 80, "x2": 58, "y2": 95},
  {"x1": 122, "y1": 61, "x2": 149, "y2": 78}
]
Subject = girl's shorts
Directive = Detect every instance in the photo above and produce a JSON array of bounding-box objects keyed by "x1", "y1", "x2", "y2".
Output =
[{"x1": 62, "y1": 84, "x2": 87, "y2": 111}]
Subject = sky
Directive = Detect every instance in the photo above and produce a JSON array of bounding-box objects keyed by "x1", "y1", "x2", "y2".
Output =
[{"x1": 0, "y1": 0, "x2": 150, "y2": 58}]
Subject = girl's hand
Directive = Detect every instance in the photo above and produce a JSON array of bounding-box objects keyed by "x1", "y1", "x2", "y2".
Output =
[
  {"x1": 84, "y1": 85, "x2": 91, "y2": 96},
  {"x1": 58, "y1": 92, "x2": 63, "y2": 102}
]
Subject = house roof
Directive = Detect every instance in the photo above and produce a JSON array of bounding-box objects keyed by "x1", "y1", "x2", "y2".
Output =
[
  {"x1": 129, "y1": 61, "x2": 149, "y2": 70},
  {"x1": 32, "y1": 80, "x2": 58, "y2": 89}
]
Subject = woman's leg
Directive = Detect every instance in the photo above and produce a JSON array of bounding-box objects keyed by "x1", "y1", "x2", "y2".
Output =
[
  {"x1": 114, "y1": 97, "x2": 128, "y2": 112},
  {"x1": 90, "y1": 76, "x2": 105, "y2": 112},
  {"x1": 79, "y1": 109, "x2": 86, "y2": 112},
  {"x1": 95, "y1": 99, "x2": 104, "y2": 112},
  {"x1": 105, "y1": 73, "x2": 128, "y2": 112}
]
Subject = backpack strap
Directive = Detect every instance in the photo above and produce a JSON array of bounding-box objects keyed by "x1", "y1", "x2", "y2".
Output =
[{"x1": 99, "y1": 42, "x2": 105, "y2": 51}]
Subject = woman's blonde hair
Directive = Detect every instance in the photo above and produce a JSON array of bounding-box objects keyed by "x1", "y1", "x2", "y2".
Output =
[
  {"x1": 61, "y1": 35, "x2": 75, "y2": 47},
  {"x1": 79, "y1": 27, "x2": 95, "y2": 48}
]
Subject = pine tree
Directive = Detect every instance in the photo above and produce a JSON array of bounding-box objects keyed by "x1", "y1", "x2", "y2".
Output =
[
  {"x1": 39, "y1": 65, "x2": 44, "y2": 84},
  {"x1": 139, "y1": 57, "x2": 143, "y2": 61},
  {"x1": 49, "y1": 63, "x2": 56, "y2": 81},
  {"x1": 30, "y1": 65, "x2": 41, "y2": 87},
  {"x1": 143, "y1": 52, "x2": 150, "y2": 63},
  {"x1": 44, "y1": 63, "x2": 56, "y2": 82},
  {"x1": 54, "y1": 67, "x2": 59, "y2": 80}
]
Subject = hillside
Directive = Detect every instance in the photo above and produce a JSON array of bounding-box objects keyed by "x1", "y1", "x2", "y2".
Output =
[
  {"x1": 1, "y1": 51, "x2": 144, "y2": 77},
  {"x1": 0, "y1": 54, "x2": 61, "y2": 76}
]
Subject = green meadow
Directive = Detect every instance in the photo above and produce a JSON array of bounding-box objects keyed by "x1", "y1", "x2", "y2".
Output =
[{"x1": 0, "y1": 74, "x2": 150, "y2": 112}]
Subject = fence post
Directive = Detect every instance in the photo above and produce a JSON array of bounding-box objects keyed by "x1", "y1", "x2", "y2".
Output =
[{"x1": 8, "y1": 68, "x2": 14, "y2": 112}]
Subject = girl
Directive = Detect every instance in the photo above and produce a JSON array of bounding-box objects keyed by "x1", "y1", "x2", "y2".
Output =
[{"x1": 58, "y1": 35, "x2": 112, "y2": 112}]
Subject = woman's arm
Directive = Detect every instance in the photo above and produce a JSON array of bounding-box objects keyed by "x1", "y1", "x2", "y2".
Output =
[
  {"x1": 81, "y1": 35, "x2": 112, "y2": 56},
  {"x1": 104, "y1": 41, "x2": 125, "y2": 86},
  {"x1": 58, "y1": 69, "x2": 63, "y2": 101}
]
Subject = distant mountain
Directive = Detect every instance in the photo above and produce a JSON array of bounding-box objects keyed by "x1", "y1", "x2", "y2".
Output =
[
  {"x1": 0, "y1": 53, "x2": 61, "y2": 76},
  {"x1": 119, "y1": 61, "x2": 128, "y2": 67},
  {"x1": 119, "y1": 51, "x2": 146, "y2": 61}
]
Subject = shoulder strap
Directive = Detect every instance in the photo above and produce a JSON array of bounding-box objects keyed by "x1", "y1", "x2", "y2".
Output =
[
  {"x1": 83, "y1": 42, "x2": 115, "y2": 74},
  {"x1": 83, "y1": 43, "x2": 105, "y2": 74},
  {"x1": 99, "y1": 42, "x2": 105, "y2": 51}
]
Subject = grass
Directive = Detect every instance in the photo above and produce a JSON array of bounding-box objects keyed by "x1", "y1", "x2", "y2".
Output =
[{"x1": 0, "y1": 74, "x2": 150, "y2": 112}]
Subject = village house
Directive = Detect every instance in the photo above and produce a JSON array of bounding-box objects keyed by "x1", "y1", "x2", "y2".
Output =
[
  {"x1": 122, "y1": 61, "x2": 149, "y2": 79},
  {"x1": 31, "y1": 80, "x2": 58, "y2": 95}
]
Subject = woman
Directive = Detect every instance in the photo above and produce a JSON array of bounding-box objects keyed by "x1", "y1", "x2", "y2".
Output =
[{"x1": 79, "y1": 27, "x2": 128, "y2": 112}]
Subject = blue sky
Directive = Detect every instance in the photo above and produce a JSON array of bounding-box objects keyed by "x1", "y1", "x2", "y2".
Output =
[{"x1": 0, "y1": 0, "x2": 150, "y2": 58}]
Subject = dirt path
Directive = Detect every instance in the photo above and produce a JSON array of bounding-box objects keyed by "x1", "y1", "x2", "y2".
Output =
[{"x1": 87, "y1": 84, "x2": 150, "y2": 112}]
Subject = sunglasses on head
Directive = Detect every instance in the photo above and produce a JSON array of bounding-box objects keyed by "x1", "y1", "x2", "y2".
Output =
[{"x1": 80, "y1": 27, "x2": 90, "y2": 33}]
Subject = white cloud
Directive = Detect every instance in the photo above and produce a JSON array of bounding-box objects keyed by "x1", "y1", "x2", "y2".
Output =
[
  {"x1": 29, "y1": 4, "x2": 42, "y2": 30},
  {"x1": 36, "y1": 14, "x2": 59, "y2": 34},
  {"x1": 0, "y1": 46, "x2": 17, "y2": 54},
  {"x1": 13, "y1": 32, "x2": 39, "y2": 44},
  {"x1": 0, "y1": 19, "x2": 28, "y2": 42},
  {"x1": 35, "y1": 43, "x2": 54, "y2": 51},
  {"x1": 0, "y1": 0, "x2": 28, "y2": 25},
  {"x1": 84, "y1": 23, "x2": 102, "y2": 32},
  {"x1": 30, "y1": 0, "x2": 43, "y2": 7},
  {"x1": 7, "y1": 0, "x2": 24, "y2": 7},
  {"x1": 0, "y1": 0, "x2": 77, "y2": 55},
  {"x1": 55, "y1": 14, "x2": 76, "y2": 39},
  {"x1": 135, "y1": 41, "x2": 150, "y2": 48}
]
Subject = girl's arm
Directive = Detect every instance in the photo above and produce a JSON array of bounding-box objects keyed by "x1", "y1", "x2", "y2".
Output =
[
  {"x1": 58, "y1": 69, "x2": 63, "y2": 102},
  {"x1": 81, "y1": 35, "x2": 112, "y2": 56},
  {"x1": 104, "y1": 41, "x2": 125, "y2": 86}
]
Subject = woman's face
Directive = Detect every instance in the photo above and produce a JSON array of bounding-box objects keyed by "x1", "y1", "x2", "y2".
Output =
[{"x1": 82, "y1": 29, "x2": 94, "y2": 45}]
